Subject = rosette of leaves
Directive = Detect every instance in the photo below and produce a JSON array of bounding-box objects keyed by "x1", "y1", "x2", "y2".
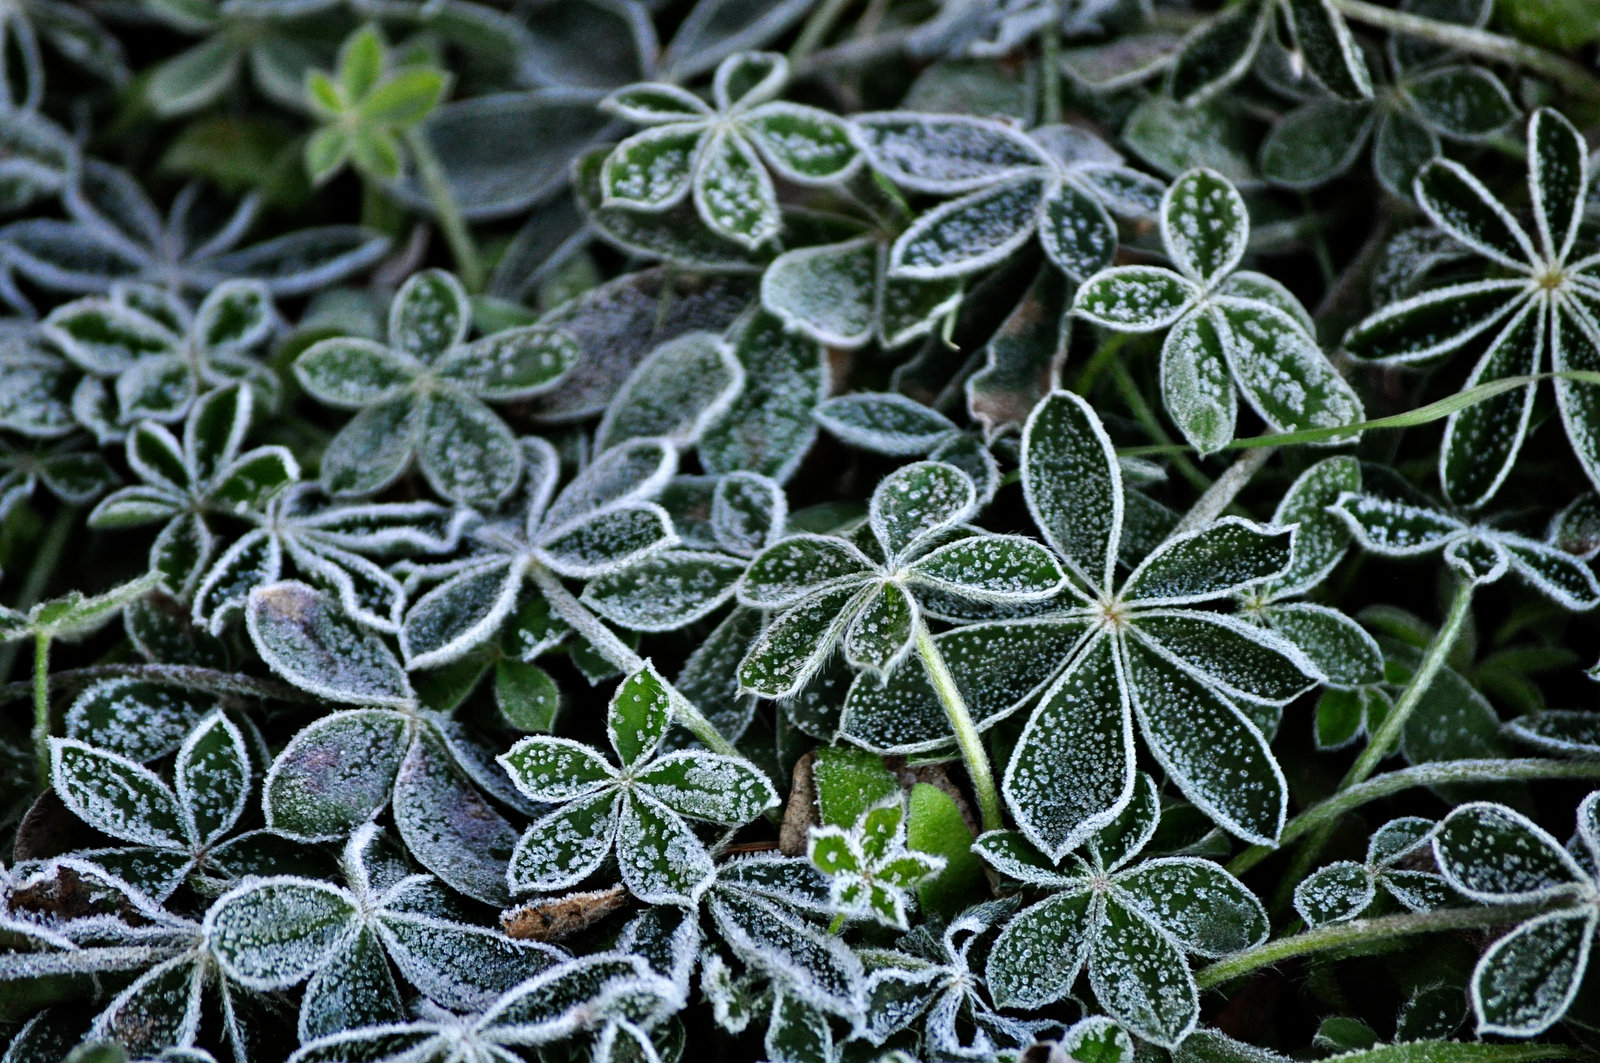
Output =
[
  {"x1": 47, "y1": 712, "x2": 263, "y2": 901},
  {"x1": 808, "y1": 794, "x2": 945, "y2": 930},
  {"x1": 851, "y1": 114, "x2": 1164, "y2": 281},
  {"x1": 205, "y1": 824, "x2": 562, "y2": 1041},
  {"x1": 1074, "y1": 167, "x2": 1363, "y2": 453},
  {"x1": 599, "y1": 51, "x2": 860, "y2": 249},
  {"x1": 583, "y1": 469, "x2": 782, "y2": 635},
  {"x1": 193, "y1": 482, "x2": 472, "y2": 634},
  {"x1": 142, "y1": 0, "x2": 344, "y2": 117},
  {"x1": 1169, "y1": 0, "x2": 1371, "y2": 105},
  {"x1": 44, "y1": 281, "x2": 281, "y2": 441},
  {"x1": 1344, "y1": 109, "x2": 1600, "y2": 509},
  {"x1": 736, "y1": 460, "x2": 1065, "y2": 697},
  {"x1": 0, "y1": 436, "x2": 115, "y2": 522},
  {"x1": 398, "y1": 435, "x2": 676, "y2": 669},
  {"x1": 292, "y1": 269, "x2": 578, "y2": 505},
  {"x1": 844, "y1": 392, "x2": 1321, "y2": 851},
  {"x1": 497, "y1": 662, "x2": 778, "y2": 904},
  {"x1": 0, "y1": 161, "x2": 389, "y2": 297},
  {"x1": 247, "y1": 581, "x2": 527, "y2": 905},
  {"x1": 87, "y1": 385, "x2": 298, "y2": 598},
  {"x1": 1331, "y1": 491, "x2": 1600, "y2": 606},
  {"x1": 1430, "y1": 793, "x2": 1600, "y2": 1036},
  {"x1": 0, "y1": 0, "x2": 126, "y2": 110},
  {"x1": 282, "y1": 953, "x2": 681, "y2": 1063},
  {"x1": 1235, "y1": 457, "x2": 1384, "y2": 690},
  {"x1": 303, "y1": 26, "x2": 449, "y2": 185},
  {"x1": 1293, "y1": 816, "x2": 1458, "y2": 926},
  {"x1": 1259, "y1": 0, "x2": 1517, "y2": 194},
  {"x1": 979, "y1": 774, "x2": 1268, "y2": 1046},
  {"x1": 858, "y1": 900, "x2": 1059, "y2": 1058}
]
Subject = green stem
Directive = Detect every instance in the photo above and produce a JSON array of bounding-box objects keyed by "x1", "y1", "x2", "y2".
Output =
[
  {"x1": 1345, "y1": 580, "x2": 1475, "y2": 790},
  {"x1": 1195, "y1": 899, "x2": 1565, "y2": 990},
  {"x1": 32, "y1": 632, "x2": 51, "y2": 790},
  {"x1": 1170, "y1": 444, "x2": 1276, "y2": 538},
  {"x1": 0, "y1": 504, "x2": 76, "y2": 684},
  {"x1": 528, "y1": 566, "x2": 743, "y2": 761},
  {"x1": 914, "y1": 618, "x2": 1003, "y2": 833},
  {"x1": 1332, "y1": 0, "x2": 1600, "y2": 102},
  {"x1": 1228, "y1": 757, "x2": 1600, "y2": 876},
  {"x1": 1269, "y1": 580, "x2": 1475, "y2": 908},
  {"x1": 827, "y1": 912, "x2": 847, "y2": 935},
  {"x1": 1107, "y1": 360, "x2": 1211, "y2": 493},
  {"x1": 789, "y1": 0, "x2": 855, "y2": 62},
  {"x1": 1038, "y1": 4, "x2": 1062, "y2": 125},
  {"x1": 403, "y1": 127, "x2": 485, "y2": 292},
  {"x1": 1071, "y1": 332, "x2": 1129, "y2": 397}
]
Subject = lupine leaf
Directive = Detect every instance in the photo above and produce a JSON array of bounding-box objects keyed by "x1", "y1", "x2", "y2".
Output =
[
  {"x1": 247, "y1": 582, "x2": 413, "y2": 707},
  {"x1": 206, "y1": 877, "x2": 356, "y2": 991},
  {"x1": 263, "y1": 710, "x2": 411, "y2": 841},
  {"x1": 51, "y1": 738, "x2": 186, "y2": 849}
]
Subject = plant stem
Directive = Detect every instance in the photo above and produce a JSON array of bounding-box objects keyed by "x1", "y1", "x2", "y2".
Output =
[
  {"x1": 0, "y1": 504, "x2": 76, "y2": 684},
  {"x1": 1194, "y1": 899, "x2": 1562, "y2": 990},
  {"x1": 528, "y1": 566, "x2": 743, "y2": 761},
  {"x1": 0, "y1": 664, "x2": 315, "y2": 707},
  {"x1": 32, "y1": 632, "x2": 50, "y2": 790},
  {"x1": 1332, "y1": 0, "x2": 1600, "y2": 102},
  {"x1": 1038, "y1": 6, "x2": 1062, "y2": 125},
  {"x1": 913, "y1": 618, "x2": 1003, "y2": 833},
  {"x1": 1071, "y1": 332, "x2": 1128, "y2": 397},
  {"x1": 1345, "y1": 580, "x2": 1475, "y2": 790},
  {"x1": 403, "y1": 127, "x2": 485, "y2": 292},
  {"x1": 1227, "y1": 757, "x2": 1600, "y2": 876},
  {"x1": 1267, "y1": 580, "x2": 1475, "y2": 906},
  {"x1": 789, "y1": 0, "x2": 855, "y2": 62},
  {"x1": 792, "y1": 29, "x2": 914, "y2": 79},
  {"x1": 1170, "y1": 445, "x2": 1276, "y2": 537},
  {"x1": 1107, "y1": 360, "x2": 1211, "y2": 493}
]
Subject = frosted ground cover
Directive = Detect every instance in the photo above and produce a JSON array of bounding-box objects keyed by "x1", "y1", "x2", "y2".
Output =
[{"x1": 3, "y1": 0, "x2": 1600, "y2": 1060}]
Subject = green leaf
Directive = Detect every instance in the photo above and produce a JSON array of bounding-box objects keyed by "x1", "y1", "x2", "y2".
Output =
[
  {"x1": 1260, "y1": 101, "x2": 1373, "y2": 189},
  {"x1": 206, "y1": 877, "x2": 357, "y2": 990},
  {"x1": 436, "y1": 326, "x2": 578, "y2": 401},
  {"x1": 295, "y1": 339, "x2": 421, "y2": 408},
  {"x1": 1294, "y1": 861, "x2": 1377, "y2": 925},
  {"x1": 498, "y1": 736, "x2": 617, "y2": 802},
  {"x1": 392, "y1": 730, "x2": 519, "y2": 905},
  {"x1": 739, "y1": 582, "x2": 865, "y2": 698},
  {"x1": 1342, "y1": 281, "x2": 1524, "y2": 365},
  {"x1": 1284, "y1": 0, "x2": 1373, "y2": 100},
  {"x1": 1161, "y1": 305, "x2": 1236, "y2": 453},
  {"x1": 1433, "y1": 802, "x2": 1585, "y2": 900},
  {"x1": 1116, "y1": 858, "x2": 1267, "y2": 954},
  {"x1": 603, "y1": 83, "x2": 712, "y2": 123},
  {"x1": 1414, "y1": 159, "x2": 1536, "y2": 269},
  {"x1": 1073, "y1": 266, "x2": 1197, "y2": 331},
  {"x1": 594, "y1": 331, "x2": 744, "y2": 451},
  {"x1": 175, "y1": 711, "x2": 249, "y2": 846},
  {"x1": 842, "y1": 581, "x2": 915, "y2": 674},
  {"x1": 147, "y1": 36, "x2": 241, "y2": 116},
  {"x1": 608, "y1": 662, "x2": 673, "y2": 768},
  {"x1": 1133, "y1": 612, "x2": 1319, "y2": 703},
  {"x1": 869, "y1": 460, "x2": 975, "y2": 558},
  {"x1": 905, "y1": 781, "x2": 984, "y2": 918},
  {"x1": 814, "y1": 392, "x2": 958, "y2": 455},
  {"x1": 1265, "y1": 603, "x2": 1384, "y2": 687},
  {"x1": 741, "y1": 103, "x2": 859, "y2": 183},
  {"x1": 416, "y1": 390, "x2": 521, "y2": 506},
  {"x1": 1217, "y1": 298, "x2": 1364, "y2": 436},
  {"x1": 536, "y1": 504, "x2": 678, "y2": 578},
  {"x1": 507, "y1": 791, "x2": 620, "y2": 893},
  {"x1": 634, "y1": 750, "x2": 779, "y2": 824},
  {"x1": 700, "y1": 310, "x2": 829, "y2": 483},
  {"x1": 852, "y1": 112, "x2": 1048, "y2": 194},
  {"x1": 402, "y1": 561, "x2": 524, "y2": 671},
  {"x1": 1471, "y1": 908, "x2": 1596, "y2": 1036},
  {"x1": 616, "y1": 791, "x2": 716, "y2": 904},
  {"x1": 1089, "y1": 895, "x2": 1200, "y2": 1047},
  {"x1": 247, "y1": 581, "x2": 413, "y2": 707},
  {"x1": 495, "y1": 658, "x2": 561, "y2": 733},
  {"x1": 582, "y1": 549, "x2": 745, "y2": 631},
  {"x1": 263, "y1": 709, "x2": 411, "y2": 841},
  {"x1": 1004, "y1": 634, "x2": 1135, "y2": 861},
  {"x1": 1122, "y1": 518, "x2": 1293, "y2": 606},
  {"x1": 51, "y1": 738, "x2": 186, "y2": 849},
  {"x1": 358, "y1": 69, "x2": 446, "y2": 128},
  {"x1": 987, "y1": 889, "x2": 1095, "y2": 1007},
  {"x1": 740, "y1": 534, "x2": 874, "y2": 607},
  {"x1": 1528, "y1": 109, "x2": 1587, "y2": 264},
  {"x1": 1403, "y1": 67, "x2": 1517, "y2": 139},
  {"x1": 320, "y1": 397, "x2": 419, "y2": 497},
  {"x1": 1124, "y1": 638, "x2": 1285, "y2": 845},
  {"x1": 1169, "y1": 0, "x2": 1268, "y2": 105},
  {"x1": 694, "y1": 127, "x2": 780, "y2": 248},
  {"x1": 1039, "y1": 180, "x2": 1117, "y2": 280},
  {"x1": 907, "y1": 534, "x2": 1065, "y2": 602},
  {"x1": 391, "y1": 269, "x2": 470, "y2": 361},
  {"x1": 760, "y1": 238, "x2": 878, "y2": 349},
  {"x1": 888, "y1": 175, "x2": 1047, "y2": 280},
  {"x1": 1023, "y1": 389, "x2": 1122, "y2": 593},
  {"x1": 1162, "y1": 169, "x2": 1248, "y2": 283},
  {"x1": 1441, "y1": 301, "x2": 1542, "y2": 508},
  {"x1": 812, "y1": 745, "x2": 898, "y2": 828}
]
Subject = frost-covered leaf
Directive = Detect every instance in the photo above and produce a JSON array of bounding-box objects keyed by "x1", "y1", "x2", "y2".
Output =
[
  {"x1": 1123, "y1": 518, "x2": 1294, "y2": 606},
  {"x1": 870, "y1": 460, "x2": 976, "y2": 559},
  {"x1": 1162, "y1": 169, "x2": 1247, "y2": 284},
  {"x1": 596, "y1": 332, "x2": 744, "y2": 452},
  {"x1": 889, "y1": 176, "x2": 1047, "y2": 280},
  {"x1": 1471, "y1": 909, "x2": 1596, "y2": 1037},
  {"x1": 175, "y1": 711, "x2": 250, "y2": 847},
  {"x1": 1433, "y1": 802, "x2": 1585, "y2": 901},
  {"x1": 247, "y1": 582, "x2": 413, "y2": 707},
  {"x1": 854, "y1": 112, "x2": 1047, "y2": 194},
  {"x1": 616, "y1": 791, "x2": 716, "y2": 904},
  {"x1": 206, "y1": 877, "x2": 356, "y2": 991},
  {"x1": 1293, "y1": 861, "x2": 1376, "y2": 926},
  {"x1": 1074, "y1": 266, "x2": 1196, "y2": 331},
  {"x1": 263, "y1": 710, "x2": 411, "y2": 841},
  {"x1": 814, "y1": 394, "x2": 958, "y2": 456},
  {"x1": 51, "y1": 738, "x2": 186, "y2": 849}
]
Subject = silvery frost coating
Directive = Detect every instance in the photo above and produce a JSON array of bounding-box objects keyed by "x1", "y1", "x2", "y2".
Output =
[{"x1": 5, "y1": 0, "x2": 1600, "y2": 1059}]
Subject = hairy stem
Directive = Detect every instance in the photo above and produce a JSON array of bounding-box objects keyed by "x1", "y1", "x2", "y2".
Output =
[
  {"x1": 1332, "y1": 0, "x2": 1600, "y2": 102},
  {"x1": 1228, "y1": 757, "x2": 1600, "y2": 876},
  {"x1": 1195, "y1": 899, "x2": 1562, "y2": 990},
  {"x1": 1170, "y1": 444, "x2": 1276, "y2": 537},
  {"x1": 528, "y1": 566, "x2": 744, "y2": 761},
  {"x1": 1038, "y1": 6, "x2": 1062, "y2": 125},
  {"x1": 914, "y1": 618, "x2": 1003, "y2": 833},
  {"x1": 32, "y1": 632, "x2": 50, "y2": 790},
  {"x1": 403, "y1": 127, "x2": 485, "y2": 292}
]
